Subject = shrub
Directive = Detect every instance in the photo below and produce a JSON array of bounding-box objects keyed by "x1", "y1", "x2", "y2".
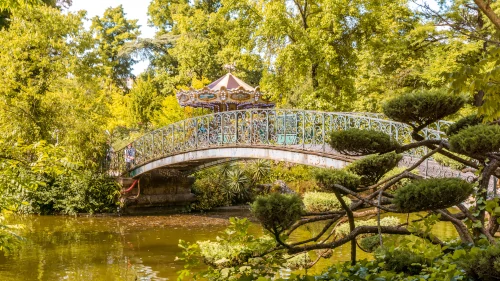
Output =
[
  {"x1": 269, "y1": 163, "x2": 319, "y2": 193},
  {"x1": 449, "y1": 124, "x2": 500, "y2": 155},
  {"x1": 244, "y1": 159, "x2": 271, "y2": 184},
  {"x1": 315, "y1": 168, "x2": 361, "y2": 192},
  {"x1": 192, "y1": 164, "x2": 258, "y2": 210},
  {"x1": 314, "y1": 259, "x2": 407, "y2": 280},
  {"x1": 285, "y1": 253, "x2": 311, "y2": 270},
  {"x1": 382, "y1": 90, "x2": 465, "y2": 127},
  {"x1": 346, "y1": 152, "x2": 402, "y2": 186},
  {"x1": 446, "y1": 114, "x2": 483, "y2": 136},
  {"x1": 377, "y1": 248, "x2": 429, "y2": 275},
  {"x1": 191, "y1": 174, "x2": 227, "y2": 211},
  {"x1": 335, "y1": 216, "x2": 400, "y2": 238},
  {"x1": 295, "y1": 247, "x2": 468, "y2": 280},
  {"x1": 177, "y1": 218, "x2": 286, "y2": 280},
  {"x1": 251, "y1": 193, "x2": 303, "y2": 235},
  {"x1": 359, "y1": 234, "x2": 381, "y2": 252},
  {"x1": 328, "y1": 129, "x2": 399, "y2": 156},
  {"x1": 393, "y1": 178, "x2": 474, "y2": 212},
  {"x1": 197, "y1": 234, "x2": 278, "y2": 269},
  {"x1": 225, "y1": 169, "x2": 251, "y2": 203},
  {"x1": 303, "y1": 192, "x2": 351, "y2": 212},
  {"x1": 22, "y1": 171, "x2": 120, "y2": 215},
  {"x1": 456, "y1": 244, "x2": 500, "y2": 281}
]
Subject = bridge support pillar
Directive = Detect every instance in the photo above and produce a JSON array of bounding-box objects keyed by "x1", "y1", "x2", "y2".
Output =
[{"x1": 119, "y1": 169, "x2": 195, "y2": 213}]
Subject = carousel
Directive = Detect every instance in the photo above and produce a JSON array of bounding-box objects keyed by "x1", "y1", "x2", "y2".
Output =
[
  {"x1": 176, "y1": 73, "x2": 275, "y2": 112},
  {"x1": 175, "y1": 73, "x2": 299, "y2": 145}
]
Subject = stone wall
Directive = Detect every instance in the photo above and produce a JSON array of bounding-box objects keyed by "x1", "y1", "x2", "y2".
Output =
[{"x1": 118, "y1": 169, "x2": 195, "y2": 212}]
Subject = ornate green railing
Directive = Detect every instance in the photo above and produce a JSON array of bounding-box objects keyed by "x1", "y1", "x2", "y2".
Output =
[{"x1": 109, "y1": 109, "x2": 452, "y2": 176}]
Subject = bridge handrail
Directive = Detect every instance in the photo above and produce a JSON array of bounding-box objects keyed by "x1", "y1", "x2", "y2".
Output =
[
  {"x1": 124, "y1": 110, "x2": 451, "y2": 146},
  {"x1": 109, "y1": 109, "x2": 452, "y2": 175}
]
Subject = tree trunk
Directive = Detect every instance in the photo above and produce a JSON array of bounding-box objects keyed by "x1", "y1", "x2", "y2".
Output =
[
  {"x1": 437, "y1": 209, "x2": 474, "y2": 244},
  {"x1": 333, "y1": 189, "x2": 356, "y2": 265},
  {"x1": 474, "y1": 0, "x2": 500, "y2": 31},
  {"x1": 476, "y1": 159, "x2": 500, "y2": 240},
  {"x1": 311, "y1": 63, "x2": 319, "y2": 91}
]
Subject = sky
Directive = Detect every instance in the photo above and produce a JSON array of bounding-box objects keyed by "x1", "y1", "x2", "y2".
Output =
[{"x1": 67, "y1": 0, "x2": 157, "y2": 75}]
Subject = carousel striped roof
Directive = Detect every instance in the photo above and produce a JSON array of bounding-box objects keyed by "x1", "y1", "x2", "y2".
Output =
[{"x1": 207, "y1": 73, "x2": 255, "y2": 91}]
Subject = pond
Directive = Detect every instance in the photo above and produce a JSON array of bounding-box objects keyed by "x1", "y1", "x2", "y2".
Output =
[{"x1": 0, "y1": 210, "x2": 458, "y2": 281}]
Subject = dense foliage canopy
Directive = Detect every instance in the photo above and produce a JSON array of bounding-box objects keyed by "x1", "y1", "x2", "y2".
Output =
[{"x1": 2, "y1": 1, "x2": 500, "y2": 278}]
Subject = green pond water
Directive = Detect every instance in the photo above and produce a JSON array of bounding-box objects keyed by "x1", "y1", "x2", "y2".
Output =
[{"x1": 0, "y1": 210, "x2": 458, "y2": 281}]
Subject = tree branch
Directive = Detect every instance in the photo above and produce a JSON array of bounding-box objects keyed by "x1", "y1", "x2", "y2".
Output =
[
  {"x1": 334, "y1": 188, "x2": 357, "y2": 265},
  {"x1": 474, "y1": 0, "x2": 500, "y2": 31},
  {"x1": 288, "y1": 225, "x2": 444, "y2": 254}
]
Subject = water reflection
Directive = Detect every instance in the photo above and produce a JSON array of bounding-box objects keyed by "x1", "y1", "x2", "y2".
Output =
[
  {"x1": 0, "y1": 213, "x2": 237, "y2": 281},
  {"x1": 289, "y1": 212, "x2": 458, "y2": 275},
  {"x1": 0, "y1": 211, "x2": 457, "y2": 280}
]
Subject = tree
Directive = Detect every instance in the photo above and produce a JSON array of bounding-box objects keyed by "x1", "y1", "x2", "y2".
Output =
[
  {"x1": 91, "y1": 5, "x2": 140, "y2": 91},
  {"x1": 0, "y1": 5, "x2": 87, "y2": 142},
  {"x1": 128, "y1": 76, "x2": 161, "y2": 128},
  {"x1": 0, "y1": 5, "x2": 120, "y2": 221},
  {"x1": 0, "y1": 0, "x2": 72, "y2": 29},
  {"x1": 415, "y1": 0, "x2": 500, "y2": 121},
  {"x1": 179, "y1": 90, "x2": 500, "y2": 278},
  {"x1": 145, "y1": 0, "x2": 264, "y2": 96},
  {"x1": 256, "y1": 0, "x2": 430, "y2": 111}
]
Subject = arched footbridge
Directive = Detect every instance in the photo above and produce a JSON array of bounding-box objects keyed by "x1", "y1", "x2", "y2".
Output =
[{"x1": 109, "y1": 109, "x2": 455, "y2": 178}]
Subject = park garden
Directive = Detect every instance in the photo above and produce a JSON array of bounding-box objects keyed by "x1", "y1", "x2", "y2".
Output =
[{"x1": 0, "y1": 0, "x2": 500, "y2": 280}]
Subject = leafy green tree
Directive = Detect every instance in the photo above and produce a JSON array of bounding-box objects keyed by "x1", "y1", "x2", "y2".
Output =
[
  {"x1": 91, "y1": 5, "x2": 140, "y2": 91},
  {"x1": 0, "y1": 0, "x2": 72, "y2": 29},
  {"x1": 0, "y1": 5, "x2": 93, "y2": 143},
  {"x1": 146, "y1": 0, "x2": 264, "y2": 95},
  {"x1": 0, "y1": 5, "x2": 120, "y2": 220},
  {"x1": 257, "y1": 0, "x2": 428, "y2": 111},
  {"x1": 128, "y1": 76, "x2": 161, "y2": 128},
  {"x1": 416, "y1": 0, "x2": 500, "y2": 121}
]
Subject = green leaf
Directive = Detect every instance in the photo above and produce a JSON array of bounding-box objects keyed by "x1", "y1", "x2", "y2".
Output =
[{"x1": 452, "y1": 249, "x2": 466, "y2": 260}]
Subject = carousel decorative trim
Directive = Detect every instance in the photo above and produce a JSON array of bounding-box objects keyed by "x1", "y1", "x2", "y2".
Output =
[{"x1": 176, "y1": 73, "x2": 274, "y2": 112}]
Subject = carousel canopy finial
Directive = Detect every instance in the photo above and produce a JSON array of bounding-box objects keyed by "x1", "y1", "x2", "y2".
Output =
[
  {"x1": 176, "y1": 73, "x2": 274, "y2": 112},
  {"x1": 223, "y1": 63, "x2": 236, "y2": 73}
]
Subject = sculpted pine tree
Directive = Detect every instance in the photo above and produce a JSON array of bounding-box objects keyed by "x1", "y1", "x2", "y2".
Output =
[{"x1": 251, "y1": 90, "x2": 500, "y2": 266}]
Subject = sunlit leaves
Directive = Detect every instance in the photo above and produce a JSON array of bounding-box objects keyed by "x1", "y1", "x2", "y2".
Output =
[{"x1": 90, "y1": 5, "x2": 140, "y2": 90}]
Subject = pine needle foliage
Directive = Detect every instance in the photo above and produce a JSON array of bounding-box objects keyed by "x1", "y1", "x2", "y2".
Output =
[
  {"x1": 328, "y1": 129, "x2": 399, "y2": 156},
  {"x1": 251, "y1": 193, "x2": 303, "y2": 235},
  {"x1": 449, "y1": 124, "x2": 500, "y2": 155},
  {"x1": 393, "y1": 178, "x2": 474, "y2": 212},
  {"x1": 346, "y1": 152, "x2": 403, "y2": 186},
  {"x1": 382, "y1": 91, "x2": 465, "y2": 127},
  {"x1": 359, "y1": 235, "x2": 381, "y2": 252},
  {"x1": 446, "y1": 114, "x2": 483, "y2": 136},
  {"x1": 315, "y1": 168, "x2": 361, "y2": 192}
]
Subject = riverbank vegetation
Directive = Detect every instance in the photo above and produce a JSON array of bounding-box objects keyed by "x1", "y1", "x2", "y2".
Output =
[
  {"x1": 0, "y1": 0, "x2": 500, "y2": 279},
  {"x1": 191, "y1": 160, "x2": 320, "y2": 211}
]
